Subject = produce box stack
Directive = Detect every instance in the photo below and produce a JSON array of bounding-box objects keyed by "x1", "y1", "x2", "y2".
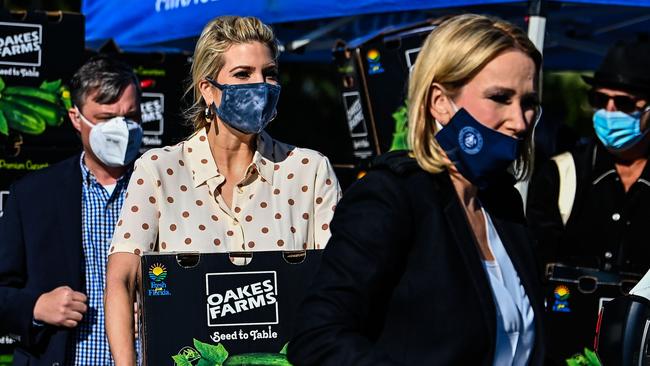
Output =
[
  {"x1": 0, "y1": 10, "x2": 84, "y2": 217},
  {"x1": 0, "y1": 10, "x2": 83, "y2": 363},
  {"x1": 139, "y1": 251, "x2": 322, "y2": 366},
  {"x1": 116, "y1": 52, "x2": 193, "y2": 153},
  {"x1": 332, "y1": 19, "x2": 438, "y2": 169}
]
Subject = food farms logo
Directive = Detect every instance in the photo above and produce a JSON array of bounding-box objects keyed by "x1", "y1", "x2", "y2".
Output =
[
  {"x1": 552, "y1": 285, "x2": 571, "y2": 313},
  {"x1": 0, "y1": 22, "x2": 42, "y2": 66},
  {"x1": 366, "y1": 49, "x2": 384, "y2": 75},
  {"x1": 554, "y1": 285, "x2": 570, "y2": 300},
  {"x1": 147, "y1": 263, "x2": 171, "y2": 296},
  {"x1": 205, "y1": 271, "x2": 278, "y2": 327},
  {"x1": 141, "y1": 92, "x2": 164, "y2": 147}
]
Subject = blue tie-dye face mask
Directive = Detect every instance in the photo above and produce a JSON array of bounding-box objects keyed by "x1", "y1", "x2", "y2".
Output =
[{"x1": 206, "y1": 77, "x2": 281, "y2": 135}]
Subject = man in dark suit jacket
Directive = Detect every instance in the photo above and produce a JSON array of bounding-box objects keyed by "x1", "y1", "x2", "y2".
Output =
[{"x1": 0, "y1": 55, "x2": 142, "y2": 365}]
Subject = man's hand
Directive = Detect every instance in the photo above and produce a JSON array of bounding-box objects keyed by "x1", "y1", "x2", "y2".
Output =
[{"x1": 33, "y1": 286, "x2": 87, "y2": 327}]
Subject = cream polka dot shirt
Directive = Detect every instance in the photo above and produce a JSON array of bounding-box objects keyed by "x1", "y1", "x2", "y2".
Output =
[{"x1": 109, "y1": 128, "x2": 342, "y2": 255}]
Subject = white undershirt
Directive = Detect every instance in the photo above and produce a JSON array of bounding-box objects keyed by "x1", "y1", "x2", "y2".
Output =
[
  {"x1": 481, "y1": 208, "x2": 536, "y2": 365},
  {"x1": 103, "y1": 183, "x2": 116, "y2": 196}
]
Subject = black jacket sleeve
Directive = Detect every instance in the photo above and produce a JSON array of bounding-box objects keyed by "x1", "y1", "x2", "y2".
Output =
[
  {"x1": 288, "y1": 169, "x2": 412, "y2": 366},
  {"x1": 0, "y1": 183, "x2": 47, "y2": 348},
  {"x1": 526, "y1": 159, "x2": 564, "y2": 270}
]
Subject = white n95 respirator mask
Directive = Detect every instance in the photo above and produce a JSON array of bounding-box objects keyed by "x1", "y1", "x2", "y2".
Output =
[{"x1": 76, "y1": 107, "x2": 143, "y2": 167}]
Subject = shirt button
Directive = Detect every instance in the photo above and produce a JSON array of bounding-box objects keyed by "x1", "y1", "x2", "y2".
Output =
[
  {"x1": 612, "y1": 213, "x2": 621, "y2": 221},
  {"x1": 604, "y1": 263, "x2": 612, "y2": 271},
  {"x1": 605, "y1": 251, "x2": 613, "y2": 259},
  {"x1": 233, "y1": 220, "x2": 239, "y2": 226}
]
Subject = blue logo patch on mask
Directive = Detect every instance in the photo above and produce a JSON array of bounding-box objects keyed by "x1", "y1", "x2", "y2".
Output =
[
  {"x1": 459, "y1": 126, "x2": 483, "y2": 155},
  {"x1": 436, "y1": 108, "x2": 521, "y2": 189}
]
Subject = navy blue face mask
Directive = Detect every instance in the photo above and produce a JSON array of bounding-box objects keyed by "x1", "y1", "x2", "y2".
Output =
[
  {"x1": 206, "y1": 77, "x2": 281, "y2": 135},
  {"x1": 436, "y1": 108, "x2": 523, "y2": 189}
]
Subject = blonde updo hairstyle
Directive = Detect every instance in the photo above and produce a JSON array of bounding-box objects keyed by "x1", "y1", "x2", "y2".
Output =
[
  {"x1": 185, "y1": 16, "x2": 279, "y2": 132},
  {"x1": 408, "y1": 14, "x2": 542, "y2": 180}
]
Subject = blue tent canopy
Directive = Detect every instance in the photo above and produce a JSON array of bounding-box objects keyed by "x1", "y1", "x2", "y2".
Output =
[
  {"x1": 84, "y1": 0, "x2": 519, "y2": 48},
  {"x1": 83, "y1": 0, "x2": 650, "y2": 69}
]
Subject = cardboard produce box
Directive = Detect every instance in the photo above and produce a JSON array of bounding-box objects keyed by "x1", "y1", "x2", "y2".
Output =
[
  {"x1": 332, "y1": 19, "x2": 439, "y2": 167},
  {"x1": 0, "y1": 10, "x2": 83, "y2": 363},
  {"x1": 544, "y1": 263, "x2": 642, "y2": 363},
  {"x1": 0, "y1": 10, "x2": 83, "y2": 215},
  {"x1": 139, "y1": 250, "x2": 322, "y2": 365},
  {"x1": 115, "y1": 52, "x2": 193, "y2": 153}
]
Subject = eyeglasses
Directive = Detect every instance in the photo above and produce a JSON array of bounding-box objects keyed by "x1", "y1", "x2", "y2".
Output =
[{"x1": 588, "y1": 90, "x2": 641, "y2": 114}]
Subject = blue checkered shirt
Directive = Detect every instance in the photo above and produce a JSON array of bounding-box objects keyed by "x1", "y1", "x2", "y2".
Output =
[{"x1": 66, "y1": 154, "x2": 130, "y2": 365}]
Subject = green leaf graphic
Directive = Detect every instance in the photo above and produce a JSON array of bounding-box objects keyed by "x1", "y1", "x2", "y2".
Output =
[
  {"x1": 196, "y1": 358, "x2": 214, "y2": 366},
  {"x1": 194, "y1": 339, "x2": 228, "y2": 364},
  {"x1": 0, "y1": 111, "x2": 8, "y2": 136},
  {"x1": 390, "y1": 103, "x2": 409, "y2": 151},
  {"x1": 565, "y1": 348, "x2": 601, "y2": 366},
  {"x1": 223, "y1": 353, "x2": 292, "y2": 366},
  {"x1": 584, "y1": 348, "x2": 602, "y2": 366},
  {"x1": 39, "y1": 79, "x2": 62, "y2": 93},
  {"x1": 172, "y1": 354, "x2": 192, "y2": 366}
]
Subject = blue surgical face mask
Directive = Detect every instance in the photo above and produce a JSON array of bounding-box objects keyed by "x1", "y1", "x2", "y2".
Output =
[
  {"x1": 593, "y1": 109, "x2": 649, "y2": 151},
  {"x1": 436, "y1": 107, "x2": 526, "y2": 189},
  {"x1": 206, "y1": 78, "x2": 281, "y2": 135},
  {"x1": 77, "y1": 107, "x2": 143, "y2": 167}
]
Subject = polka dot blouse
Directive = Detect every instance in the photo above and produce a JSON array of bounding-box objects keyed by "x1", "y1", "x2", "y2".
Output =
[{"x1": 109, "y1": 128, "x2": 342, "y2": 255}]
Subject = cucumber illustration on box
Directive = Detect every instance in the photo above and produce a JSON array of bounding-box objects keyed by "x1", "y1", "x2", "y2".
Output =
[
  {"x1": 172, "y1": 339, "x2": 291, "y2": 366},
  {"x1": 0, "y1": 77, "x2": 72, "y2": 137}
]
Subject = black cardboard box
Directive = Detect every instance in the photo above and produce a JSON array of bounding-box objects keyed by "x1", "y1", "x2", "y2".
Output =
[
  {"x1": 115, "y1": 52, "x2": 193, "y2": 153},
  {"x1": 139, "y1": 250, "x2": 322, "y2": 365},
  {"x1": 544, "y1": 263, "x2": 642, "y2": 363},
  {"x1": 0, "y1": 11, "x2": 83, "y2": 363},
  {"x1": 0, "y1": 11, "x2": 84, "y2": 195},
  {"x1": 332, "y1": 19, "x2": 438, "y2": 167}
]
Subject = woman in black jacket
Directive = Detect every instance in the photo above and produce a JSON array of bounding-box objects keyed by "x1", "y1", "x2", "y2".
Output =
[{"x1": 288, "y1": 14, "x2": 545, "y2": 366}]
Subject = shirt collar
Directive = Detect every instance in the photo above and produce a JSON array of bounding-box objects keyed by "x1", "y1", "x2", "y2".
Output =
[
  {"x1": 252, "y1": 131, "x2": 275, "y2": 186},
  {"x1": 79, "y1": 152, "x2": 131, "y2": 187},
  {"x1": 186, "y1": 128, "x2": 275, "y2": 188},
  {"x1": 591, "y1": 143, "x2": 617, "y2": 185},
  {"x1": 592, "y1": 141, "x2": 650, "y2": 186}
]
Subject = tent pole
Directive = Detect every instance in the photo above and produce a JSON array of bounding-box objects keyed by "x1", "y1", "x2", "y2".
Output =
[{"x1": 527, "y1": 0, "x2": 546, "y2": 55}]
